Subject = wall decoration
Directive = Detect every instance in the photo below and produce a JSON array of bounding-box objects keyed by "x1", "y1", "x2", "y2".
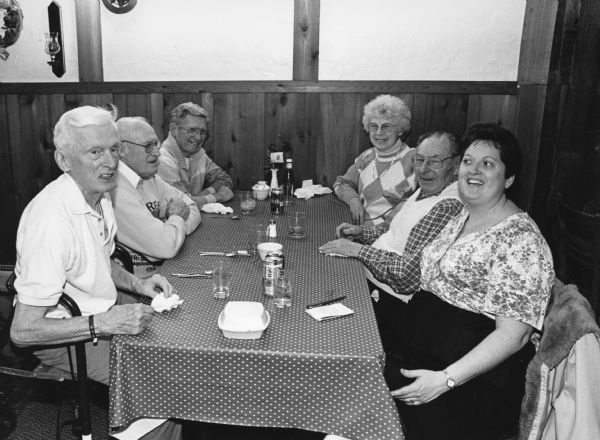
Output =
[
  {"x1": 0, "y1": 0, "x2": 23, "y2": 60},
  {"x1": 102, "y1": 0, "x2": 137, "y2": 14}
]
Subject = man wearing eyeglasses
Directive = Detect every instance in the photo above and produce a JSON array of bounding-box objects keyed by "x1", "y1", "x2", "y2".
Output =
[
  {"x1": 157, "y1": 102, "x2": 233, "y2": 208},
  {"x1": 111, "y1": 117, "x2": 201, "y2": 278},
  {"x1": 320, "y1": 131, "x2": 463, "y2": 301}
]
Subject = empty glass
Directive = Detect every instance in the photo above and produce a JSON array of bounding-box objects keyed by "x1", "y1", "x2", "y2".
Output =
[
  {"x1": 212, "y1": 260, "x2": 232, "y2": 299},
  {"x1": 239, "y1": 190, "x2": 257, "y2": 215},
  {"x1": 274, "y1": 269, "x2": 293, "y2": 308},
  {"x1": 286, "y1": 211, "x2": 306, "y2": 239},
  {"x1": 247, "y1": 223, "x2": 268, "y2": 256}
]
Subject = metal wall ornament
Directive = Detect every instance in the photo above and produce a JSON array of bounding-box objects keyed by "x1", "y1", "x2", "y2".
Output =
[
  {"x1": 102, "y1": 0, "x2": 137, "y2": 14},
  {"x1": 0, "y1": 0, "x2": 23, "y2": 61}
]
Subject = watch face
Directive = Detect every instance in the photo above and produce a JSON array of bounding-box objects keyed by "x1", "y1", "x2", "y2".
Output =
[{"x1": 447, "y1": 378, "x2": 455, "y2": 388}]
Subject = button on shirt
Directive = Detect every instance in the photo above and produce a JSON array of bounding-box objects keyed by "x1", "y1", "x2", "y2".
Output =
[{"x1": 15, "y1": 173, "x2": 118, "y2": 318}]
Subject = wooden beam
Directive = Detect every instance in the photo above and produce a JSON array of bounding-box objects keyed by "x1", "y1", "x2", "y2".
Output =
[
  {"x1": 0, "y1": 81, "x2": 518, "y2": 95},
  {"x1": 293, "y1": 0, "x2": 320, "y2": 80},
  {"x1": 74, "y1": 0, "x2": 103, "y2": 82}
]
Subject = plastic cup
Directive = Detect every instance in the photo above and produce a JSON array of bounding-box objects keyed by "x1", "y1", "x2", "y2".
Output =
[
  {"x1": 212, "y1": 260, "x2": 232, "y2": 299},
  {"x1": 247, "y1": 223, "x2": 268, "y2": 256}
]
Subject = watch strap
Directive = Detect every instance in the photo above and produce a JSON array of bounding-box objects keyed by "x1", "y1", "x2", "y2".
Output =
[
  {"x1": 89, "y1": 315, "x2": 98, "y2": 346},
  {"x1": 443, "y1": 368, "x2": 455, "y2": 389}
]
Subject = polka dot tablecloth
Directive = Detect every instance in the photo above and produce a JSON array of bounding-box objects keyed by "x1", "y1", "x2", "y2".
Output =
[{"x1": 109, "y1": 194, "x2": 404, "y2": 440}]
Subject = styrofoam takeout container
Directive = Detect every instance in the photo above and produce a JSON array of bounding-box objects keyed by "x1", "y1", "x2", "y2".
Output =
[{"x1": 218, "y1": 301, "x2": 270, "y2": 339}]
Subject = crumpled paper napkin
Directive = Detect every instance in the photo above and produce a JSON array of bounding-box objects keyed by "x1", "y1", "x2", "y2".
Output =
[
  {"x1": 294, "y1": 185, "x2": 333, "y2": 199},
  {"x1": 151, "y1": 292, "x2": 183, "y2": 312},
  {"x1": 201, "y1": 203, "x2": 234, "y2": 215}
]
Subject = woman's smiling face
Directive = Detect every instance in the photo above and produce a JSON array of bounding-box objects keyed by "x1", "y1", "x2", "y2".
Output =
[
  {"x1": 368, "y1": 117, "x2": 403, "y2": 152},
  {"x1": 458, "y1": 140, "x2": 514, "y2": 206}
]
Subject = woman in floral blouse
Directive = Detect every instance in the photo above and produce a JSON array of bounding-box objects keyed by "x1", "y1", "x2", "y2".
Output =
[{"x1": 387, "y1": 123, "x2": 555, "y2": 440}]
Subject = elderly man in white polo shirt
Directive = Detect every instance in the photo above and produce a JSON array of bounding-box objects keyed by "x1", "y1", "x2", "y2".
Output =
[
  {"x1": 111, "y1": 117, "x2": 201, "y2": 278},
  {"x1": 10, "y1": 106, "x2": 182, "y2": 440}
]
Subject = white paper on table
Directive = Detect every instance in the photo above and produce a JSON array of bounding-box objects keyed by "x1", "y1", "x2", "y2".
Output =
[
  {"x1": 151, "y1": 293, "x2": 183, "y2": 312},
  {"x1": 201, "y1": 203, "x2": 233, "y2": 214},
  {"x1": 305, "y1": 303, "x2": 354, "y2": 321}
]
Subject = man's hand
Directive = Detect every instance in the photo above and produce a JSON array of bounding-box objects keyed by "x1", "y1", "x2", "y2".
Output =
[
  {"x1": 167, "y1": 197, "x2": 190, "y2": 220},
  {"x1": 215, "y1": 186, "x2": 234, "y2": 203},
  {"x1": 348, "y1": 198, "x2": 365, "y2": 225},
  {"x1": 134, "y1": 274, "x2": 174, "y2": 299},
  {"x1": 318, "y1": 238, "x2": 362, "y2": 258},
  {"x1": 95, "y1": 303, "x2": 155, "y2": 336},
  {"x1": 335, "y1": 222, "x2": 364, "y2": 239}
]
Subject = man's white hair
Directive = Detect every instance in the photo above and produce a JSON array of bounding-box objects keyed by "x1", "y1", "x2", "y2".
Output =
[{"x1": 53, "y1": 105, "x2": 118, "y2": 154}]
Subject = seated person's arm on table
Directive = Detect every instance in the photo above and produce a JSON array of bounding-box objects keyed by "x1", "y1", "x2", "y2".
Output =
[
  {"x1": 158, "y1": 177, "x2": 201, "y2": 234},
  {"x1": 333, "y1": 164, "x2": 360, "y2": 205},
  {"x1": 110, "y1": 260, "x2": 173, "y2": 299}
]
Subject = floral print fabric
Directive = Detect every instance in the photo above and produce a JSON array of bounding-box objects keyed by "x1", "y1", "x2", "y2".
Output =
[{"x1": 420, "y1": 207, "x2": 554, "y2": 330}]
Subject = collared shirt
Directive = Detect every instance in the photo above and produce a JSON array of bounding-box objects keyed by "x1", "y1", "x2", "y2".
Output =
[
  {"x1": 357, "y1": 195, "x2": 463, "y2": 296},
  {"x1": 157, "y1": 133, "x2": 232, "y2": 202},
  {"x1": 14, "y1": 173, "x2": 118, "y2": 317}
]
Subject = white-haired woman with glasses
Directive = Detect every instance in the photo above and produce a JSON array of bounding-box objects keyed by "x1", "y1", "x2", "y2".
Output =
[
  {"x1": 333, "y1": 95, "x2": 416, "y2": 226},
  {"x1": 158, "y1": 102, "x2": 233, "y2": 208}
]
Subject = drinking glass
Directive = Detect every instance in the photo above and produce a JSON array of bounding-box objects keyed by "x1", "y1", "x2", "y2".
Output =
[
  {"x1": 286, "y1": 211, "x2": 306, "y2": 239},
  {"x1": 212, "y1": 260, "x2": 232, "y2": 299},
  {"x1": 239, "y1": 190, "x2": 257, "y2": 215},
  {"x1": 274, "y1": 269, "x2": 293, "y2": 308},
  {"x1": 247, "y1": 223, "x2": 268, "y2": 256}
]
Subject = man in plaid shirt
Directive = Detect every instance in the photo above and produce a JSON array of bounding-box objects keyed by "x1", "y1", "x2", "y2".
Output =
[{"x1": 319, "y1": 131, "x2": 463, "y2": 299}]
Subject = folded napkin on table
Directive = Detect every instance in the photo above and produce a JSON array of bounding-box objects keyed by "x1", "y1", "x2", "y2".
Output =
[
  {"x1": 151, "y1": 292, "x2": 183, "y2": 312},
  {"x1": 201, "y1": 203, "x2": 233, "y2": 215},
  {"x1": 294, "y1": 185, "x2": 333, "y2": 199}
]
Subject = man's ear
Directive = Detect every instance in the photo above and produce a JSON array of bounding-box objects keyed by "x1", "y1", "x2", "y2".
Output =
[
  {"x1": 505, "y1": 174, "x2": 515, "y2": 189},
  {"x1": 168, "y1": 122, "x2": 177, "y2": 136},
  {"x1": 54, "y1": 149, "x2": 71, "y2": 173}
]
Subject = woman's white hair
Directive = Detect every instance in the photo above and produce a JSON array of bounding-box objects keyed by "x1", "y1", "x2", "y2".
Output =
[
  {"x1": 53, "y1": 105, "x2": 118, "y2": 154},
  {"x1": 362, "y1": 95, "x2": 411, "y2": 134}
]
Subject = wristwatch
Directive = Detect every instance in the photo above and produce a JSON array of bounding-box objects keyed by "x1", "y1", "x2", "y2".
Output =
[{"x1": 443, "y1": 369, "x2": 455, "y2": 389}]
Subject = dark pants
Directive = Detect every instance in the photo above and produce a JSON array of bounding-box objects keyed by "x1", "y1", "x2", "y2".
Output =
[{"x1": 376, "y1": 289, "x2": 533, "y2": 440}]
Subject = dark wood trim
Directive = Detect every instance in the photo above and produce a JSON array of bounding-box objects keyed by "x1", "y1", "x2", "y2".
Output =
[
  {"x1": 74, "y1": 0, "x2": 103, "y2": 81},
  {"x1": 293, "y1": 0, "x2": 320, "y2": 81},
  {"x1": 0, "y1": 81, "x2": 518, "y2": 95}
]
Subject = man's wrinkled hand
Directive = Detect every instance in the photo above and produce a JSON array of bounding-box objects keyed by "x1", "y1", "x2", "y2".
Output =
[
  {"x1": 318, "y1": 238, "x2": 362, "y2": 258},
  {"x1": 215, "y1": 186, "x2": 234, "y2": 203},
  {"x1": 167, "y1": 197, "x2": 190, "y2": 220},
  {"x1": 97, "y1": 303, "x2": 155, "y2": 336},
  {"x1": 136, "y1": 274, "x2": 174, "y2": 299},
  {"x1": 348, "y1": 198, "x2": 365, "y2": 225}
]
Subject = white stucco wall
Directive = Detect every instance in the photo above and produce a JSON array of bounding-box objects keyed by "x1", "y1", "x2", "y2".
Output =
[
  {"x1": 0, "y1": 0, "x2": 525, "y2": 83},
  {"x1": 320, "y1": 0, "x2": 526, "y2": 81}
]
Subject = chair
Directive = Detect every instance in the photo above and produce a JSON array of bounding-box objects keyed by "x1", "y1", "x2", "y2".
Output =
[
  {"x1": 0, "y1": 265, "x2": 92, "y2": 439},
  {"x1": 518, "y1": 279, "x2": 600, "y2": 440},
  {"x1": 555, "y1": 194, "x2": 600, "y2": 321}
]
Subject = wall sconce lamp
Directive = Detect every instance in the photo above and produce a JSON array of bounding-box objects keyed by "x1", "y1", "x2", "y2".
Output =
[{"x1": 46, "y1": 1, "x2": 65, "y2": 77}]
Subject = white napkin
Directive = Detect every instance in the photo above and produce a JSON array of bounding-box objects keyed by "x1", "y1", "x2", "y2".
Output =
[
  {"x1": 306, "y1": 303, "x2": 354, "y2": 321},
  {"x1": 151, "y1": 293, "x2": 183, "y2": 312},
  {"x1": 201, "y1": 202, "x2": 234, "y2": 215},
  {"x1": 294, "y1": 185, "x2": 332, "y2": 199}
]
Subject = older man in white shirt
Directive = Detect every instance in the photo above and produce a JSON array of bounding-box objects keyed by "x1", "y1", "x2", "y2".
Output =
[{"x1": 10, "y1": 106, "x2": 182, "y2": 440}]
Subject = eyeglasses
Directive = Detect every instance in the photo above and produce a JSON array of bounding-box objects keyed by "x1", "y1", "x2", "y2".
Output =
[
  {"x1": 175, "y1": 123, "x2": 209, "y2": 138},
  {"x1": 368, "y1": 123, "x2": 396, "y2": 134},
  {"x1": 412, "y1": 154, "x2": 459, "y2": 170},
  {"x1": 121, "y1": 139, "x2": 160, "y2": 154}
]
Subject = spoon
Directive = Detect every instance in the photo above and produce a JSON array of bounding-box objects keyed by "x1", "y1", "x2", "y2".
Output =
[
  {"x1": 198, "y1": 250, "x2": 250, "y2": 257},
  {"x1": 171, "y1": 272, "x2": 211, "y2": 278}
]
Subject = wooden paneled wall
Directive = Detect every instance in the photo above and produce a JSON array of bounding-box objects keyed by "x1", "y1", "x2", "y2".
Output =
[{"x1": 0, "y1": 81, "x2": 517, "y2": 263}]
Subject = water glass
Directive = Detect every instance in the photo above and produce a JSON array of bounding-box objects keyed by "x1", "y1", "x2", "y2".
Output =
[
  {"x1": 212, "y1": 260, "x2": 232, "y2": 299},
  {"x1": 239, "y1": 190, "x2": 257, "y2": 215},
  {"x1": 247, "y1": 223, "x2": 268, "y2": 256},
  {"x1": 286, "y1": 211, "x2": 306, "y2": 239},
  {"x1": 274, "y1": 269, "x2": 293, "y2": 308}
]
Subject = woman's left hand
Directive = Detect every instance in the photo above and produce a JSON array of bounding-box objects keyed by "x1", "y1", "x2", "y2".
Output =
[{"x1": 390, "y1": 369, "x2": 449, "y2": 405}]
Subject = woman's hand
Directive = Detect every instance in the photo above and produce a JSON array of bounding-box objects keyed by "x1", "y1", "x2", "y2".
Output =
[
  {"x1": 335, "y1": 222, "x2": 363, "y2": 239},
  {"x1": 348, "y1": 198, "x2": 365, "y2": 225},
  {"x1": 318, "y1": 238, "x2": 362, "y2": 258},
  {"x1": 390, "y1": 369, "x2": 449, "y2": 406}
]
